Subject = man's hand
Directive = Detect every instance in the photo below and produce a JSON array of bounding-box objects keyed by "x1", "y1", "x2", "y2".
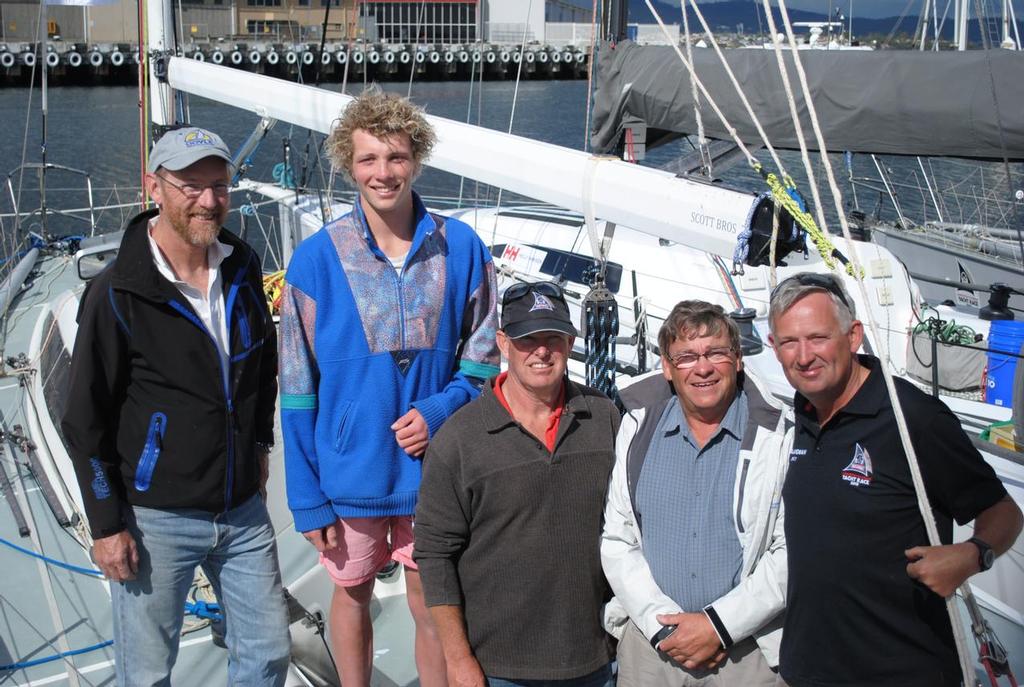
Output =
[
  {"x1": 391, "y1": 408, "x2": 429, "y2": 457},
  {"x1": 906, "y1": 542, "x2": 979, "y2": 598},
  {"x1": 303, "y1": 521, "x2": 340, "y2": 552},
  {"x1": 445, "y1": 654, "x2": 486, "y2": 687},
  {"x1": 656, "y1": 612, "x2": 727, "y2": 670},
  {"x1": 92, "y1": 530, "x2": 139, "y2": 582},
  {"x1": 257, "y1": 445, "x2": 270, "y2": 501}
]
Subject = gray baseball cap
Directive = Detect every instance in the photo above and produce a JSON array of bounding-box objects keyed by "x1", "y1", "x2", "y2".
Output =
[{"x1": 148, "y1": 127, "x2": 233, "y2": 173}]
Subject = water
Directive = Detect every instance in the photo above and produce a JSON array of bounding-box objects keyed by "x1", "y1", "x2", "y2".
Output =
[{"x1": 1, "y1": 79, "x2": 1021, "y2": 269}]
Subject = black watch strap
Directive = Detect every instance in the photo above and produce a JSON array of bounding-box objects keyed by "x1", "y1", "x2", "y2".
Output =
[
  {"x1": 969, "y1": 537, "x2": 995, "y2": 572},
  {"x1": 650, "y1": 625, "x2": 677, "y2": 650}
]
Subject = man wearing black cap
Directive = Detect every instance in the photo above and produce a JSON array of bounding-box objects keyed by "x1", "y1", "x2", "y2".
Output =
[
  {"x1": 414, "y1": 281, "x2": 621, "y2": 687},
  {"x1": 63, "y1": 126, "x2": 289, "y2": 685}
]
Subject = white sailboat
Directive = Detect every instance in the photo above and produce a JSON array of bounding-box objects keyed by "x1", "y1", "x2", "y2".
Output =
[{"x1": 1, "y1": 0, "x2": 1023, "y2": 684}]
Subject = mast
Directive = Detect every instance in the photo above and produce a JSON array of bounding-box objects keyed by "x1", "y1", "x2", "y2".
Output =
[
  {"x1": 957, "y1": 0, "x2": 969, "y2": 50},
  {"x1": 38, "y1": 3, "x2": 49, "y2": 236},
  {"x1": 603, "y1": 0, "x2": 628, "y2": 42},
  {"x1": 146, "y1": 0, "x2": 176, "y2": 128}
]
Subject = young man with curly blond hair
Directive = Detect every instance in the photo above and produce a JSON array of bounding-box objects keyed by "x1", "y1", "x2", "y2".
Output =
[{"x1": 278, "y1": 88, "x2": 500, "y2": 686}]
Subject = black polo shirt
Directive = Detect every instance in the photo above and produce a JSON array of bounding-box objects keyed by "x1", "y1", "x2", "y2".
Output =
[{"x1": 781, "y1": 355, "x2": 1007, "y2": 687}]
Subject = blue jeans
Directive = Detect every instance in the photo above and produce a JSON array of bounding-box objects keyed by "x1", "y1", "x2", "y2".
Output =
[
  {"x1": 488, "y1": 663, "x2": 615, "y2": 687},
  {"x1": 111, "y1": 494, "x2": 291, "y2": 687}
]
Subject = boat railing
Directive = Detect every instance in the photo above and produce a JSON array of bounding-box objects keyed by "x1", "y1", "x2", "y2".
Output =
[
  {"x1": 847, "y1": 157, "x2": 1023, "y2": 235},
  {"x1": 5, "y1": 162, "x2": 98, "y2": 237}
]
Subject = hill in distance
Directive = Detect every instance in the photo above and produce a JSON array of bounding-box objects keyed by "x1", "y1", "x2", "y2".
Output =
[{"x1": 627, "y1": 0, "x2": 1021, "y2": 46}]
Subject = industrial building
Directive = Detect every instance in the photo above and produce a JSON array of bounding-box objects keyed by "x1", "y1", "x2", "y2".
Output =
[{"x1": 1, "y1": 0, "x2": 597, "y2": 44}]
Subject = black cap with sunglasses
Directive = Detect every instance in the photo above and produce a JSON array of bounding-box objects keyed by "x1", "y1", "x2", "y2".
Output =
[{"x1": 500, "y1": 281, "x2": 578, "y2": 339}]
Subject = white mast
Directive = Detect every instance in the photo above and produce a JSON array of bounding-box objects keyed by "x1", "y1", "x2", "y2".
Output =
[
  {"x1": 957, "y1": 0, "x2": 969, "y2": 50},
  {"x1": 146, "y1": 0, "x2": 177, "y2": 126}
]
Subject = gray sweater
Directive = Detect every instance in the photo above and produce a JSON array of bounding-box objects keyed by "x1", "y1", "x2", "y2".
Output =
[{"x1": 414, "y1": 378, "x2": 620, "y2": 680}]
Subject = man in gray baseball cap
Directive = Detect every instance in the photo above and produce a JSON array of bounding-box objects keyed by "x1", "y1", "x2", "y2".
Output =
[
  {"x1": 147, "y1": 126, "x2": 233, "y2": 173},
  {"x1": 63, "y1": 123, "x2": 289, "y2": 685}
]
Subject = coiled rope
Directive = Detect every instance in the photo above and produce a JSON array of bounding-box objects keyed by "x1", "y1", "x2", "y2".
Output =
[{"x1": 583, "y1": 284, "x2": 622, "y2": 410}]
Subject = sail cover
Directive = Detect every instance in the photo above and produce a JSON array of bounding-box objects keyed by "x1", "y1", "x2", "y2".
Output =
[{"x1": 591, "y1": 41, "x2": 1024, "y2": 161}]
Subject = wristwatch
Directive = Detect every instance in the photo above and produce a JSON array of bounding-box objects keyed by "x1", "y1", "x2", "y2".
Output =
[
  {"x1": 650, "y1": 625, "x2": 677, "y2": 651},
  {"x1": 968, "y1": 537, "x2": 995, "y2": 572}
]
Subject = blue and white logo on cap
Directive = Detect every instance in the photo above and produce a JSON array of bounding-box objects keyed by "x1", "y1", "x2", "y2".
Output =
[
  {"x1": 529, "y1": 292, "x2": 555, "y2": 312},
  {"x1": 184, "y1": 130, "x2": 216, "y2": 147}
]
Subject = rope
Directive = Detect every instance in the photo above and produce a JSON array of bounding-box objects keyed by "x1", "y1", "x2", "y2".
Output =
[
  {"x1": 759, "y1": 0, "x2": 836, "y2": 255},
  {"x1": 912, "y1": 309, "x2": 978, "y2": 346},
  {"x1": 0, "y1": 535, "x2": 102, "y2": 578},
  {"x1": 755, "y1": 165, "x2": 855, "y2": 275},
  {"x1": 679, "y1": 0, "x2": 708, "y2": 171},
  {"x1": 770, "y1": 1, "x2": 976, "y2": 682},
  {"x1": 642, "y1": 1, "x2": 842, "y2": 272},
  {"x1": 0, "y1": 640, "x2": 113, "y2": 672},
  {"x1": 272, "y1": 162, "x2": 297, "y2": 189},
  {"x1": 583, "y1": 285, "x2": 622, "y2": 410}
]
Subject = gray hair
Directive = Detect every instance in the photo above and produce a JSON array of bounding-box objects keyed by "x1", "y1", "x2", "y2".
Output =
[
  {"x1": 768, "y1": 273, "x2": 856, "y2": 333},
  {"x1": 658, "y1": 300, "x2": 742, "y2": 355}
]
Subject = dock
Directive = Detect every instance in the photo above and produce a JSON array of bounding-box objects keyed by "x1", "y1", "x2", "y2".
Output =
[{"x1": 0, "y1": 41, "x2": 591, "y2": 86}]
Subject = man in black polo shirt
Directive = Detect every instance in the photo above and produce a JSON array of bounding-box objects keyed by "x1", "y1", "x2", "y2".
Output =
[{"x1": 767, "y1": 272, "x2": 1022, "y2": 687}]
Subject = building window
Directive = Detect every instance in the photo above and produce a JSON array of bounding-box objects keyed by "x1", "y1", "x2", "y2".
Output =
[
  {"x1": 363, "y1": 2, "x2": 476, "y2": 44},
  {"x1": 247, "y1": 19, "x2": 300, "y2": 39},
  {"x1": 246, "y1": 0, "x2": 282, "y2": 7}
]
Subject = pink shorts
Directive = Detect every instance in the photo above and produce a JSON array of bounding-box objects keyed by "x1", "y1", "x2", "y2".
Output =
[{"x1": 319, "y1": 516, "x2": 416, "y2": 587}]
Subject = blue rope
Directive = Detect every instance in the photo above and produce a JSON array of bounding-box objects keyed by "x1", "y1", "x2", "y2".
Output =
[
  {"x1": 0, "y1": 536, "x2": 103, "y2": 577},
  {"x1": 0, "y1": 640, "x2": 114, "y2": 672},
  {"x1": 184, "y1": 600, "x2": 223, "y2": 622},
  {"x1": 272, "y1": 162, "x2": 297, "y2": 189}
]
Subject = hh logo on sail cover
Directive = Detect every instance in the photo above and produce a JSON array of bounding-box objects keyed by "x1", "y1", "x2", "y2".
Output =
[{"x1": 842, "y1": 443, "x2": 873, "y2": 487}]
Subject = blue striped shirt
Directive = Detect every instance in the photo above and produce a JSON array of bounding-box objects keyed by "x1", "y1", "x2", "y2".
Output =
[{"x1": 636, "y1": 392, "x2": 746, "y2": 612}]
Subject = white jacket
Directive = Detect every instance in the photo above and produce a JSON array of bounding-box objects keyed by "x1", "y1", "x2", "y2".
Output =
[{"x1": 601, "y1": 369, "x2": 792, "y2": 666}]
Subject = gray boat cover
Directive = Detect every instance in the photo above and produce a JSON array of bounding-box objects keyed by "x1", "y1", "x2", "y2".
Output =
[{"x1": 591, "y1": 41, "x2": 1024, "y2": 161}]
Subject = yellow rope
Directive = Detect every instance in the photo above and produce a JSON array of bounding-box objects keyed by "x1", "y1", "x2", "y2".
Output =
[{"x1": 756, "y1": 163, "x2": 861, "y2": 277}]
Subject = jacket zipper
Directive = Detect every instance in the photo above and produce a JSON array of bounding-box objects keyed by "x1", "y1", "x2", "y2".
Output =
[{"x1": 167, "y1": 298, "x2": 235, "y2": 511}]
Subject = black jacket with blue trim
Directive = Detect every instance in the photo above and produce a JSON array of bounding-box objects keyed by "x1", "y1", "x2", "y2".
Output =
[{"x1": 62, "y1": 209, "x2": 277, "y2": 539}]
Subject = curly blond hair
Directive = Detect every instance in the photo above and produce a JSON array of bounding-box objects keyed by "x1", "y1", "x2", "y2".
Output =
[{"x1": 326, "y1": 86, "x2": 437, "y2": 181}]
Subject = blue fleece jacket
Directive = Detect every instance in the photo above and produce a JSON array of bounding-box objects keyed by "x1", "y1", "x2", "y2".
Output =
[{"x1": 279, "y1": 194, "x2": 500, "y2": 533}]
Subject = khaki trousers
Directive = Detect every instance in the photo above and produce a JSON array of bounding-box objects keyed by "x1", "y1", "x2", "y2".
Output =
[{"x1": 616, "y1": 620, "x2": 786, "y2": 687}]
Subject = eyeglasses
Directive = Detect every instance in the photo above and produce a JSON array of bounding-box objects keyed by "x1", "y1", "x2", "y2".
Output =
[
  {"x1": 771, "y1": 273, "x2": 851, "y2": 311},
  {"x1": 157, "y1": 174, "x2": 231, "y2": 199},
  {"x1": 667, "y1": 347, "x2": 736, "y2": 369},
  {"x1": 502, "y1": 281, "x2": 564, "y2": 307}
]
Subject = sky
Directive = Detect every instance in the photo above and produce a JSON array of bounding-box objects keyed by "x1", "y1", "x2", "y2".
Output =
[{"x1": 644, "y1": 0, "x2": 1024, "y2": 20}]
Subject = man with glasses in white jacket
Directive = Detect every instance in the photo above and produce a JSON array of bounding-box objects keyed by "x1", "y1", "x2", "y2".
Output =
[{"x1": 601, "y1": 300, "x2": 790, "y2": 686}]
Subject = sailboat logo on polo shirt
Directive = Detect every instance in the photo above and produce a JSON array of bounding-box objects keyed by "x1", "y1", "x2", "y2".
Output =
[
  {"x1": 841, "y1": 443, "x2": 873, "y2": 487},
  {"x1": 529, "y1": 292, "x2": 555, "y2": 312}
]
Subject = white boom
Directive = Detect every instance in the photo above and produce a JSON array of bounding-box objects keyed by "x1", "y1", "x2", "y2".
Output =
[{"x1": 164, "y1": 57, "x2": 777, "y2": 264}]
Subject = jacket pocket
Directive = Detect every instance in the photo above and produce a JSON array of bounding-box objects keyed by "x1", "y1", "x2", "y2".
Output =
[
  {"x1": 135, "y1": 412, "x2": 167, "y2": 492},
  {"x1": 237, "y1": 310, "x2": 252, "y2": 349},
  {"x1": 333, "y1": 400, "x2": 354, "y2": 452},
  {"x1": 736, "y1": 457, "x2": 751, "y2": 534}
]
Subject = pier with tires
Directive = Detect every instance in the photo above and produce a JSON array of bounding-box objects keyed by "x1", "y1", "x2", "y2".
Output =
[{"x1": 0, "y1": 41, "x2": 591, "y2": 86}]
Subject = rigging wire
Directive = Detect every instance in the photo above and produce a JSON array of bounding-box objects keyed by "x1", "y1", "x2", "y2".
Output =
[
  {"x1": 679, "y1": 0, "x2": 708, "y2": 173},
  {"x1": 407, "y1": 0, "x2": 429, "y2": 99},
  {"x1": 582, "y1": 0, "x2": 600, "y2": 153},
  {"x1": 770, "y1": 1, "x2": 980, "y2": 682},
  {"x1": 489, "y1": 0, "x2": 534, "y2": 249}
]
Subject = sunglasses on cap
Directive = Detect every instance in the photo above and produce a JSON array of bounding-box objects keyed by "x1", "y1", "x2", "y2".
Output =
[
  {"x1": 771, "y1": 273, "x2": 852, "y2": 311},
  {"x1": 502, "y1": 281, "x2": 565, "y2": 307}
]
